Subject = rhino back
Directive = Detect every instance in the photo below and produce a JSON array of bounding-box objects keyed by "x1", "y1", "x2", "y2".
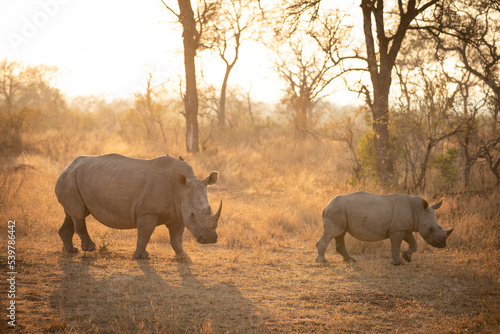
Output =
[
  {"x1": 56, "y1": 154, "x2": 189, "y2": 229},
  {"x1": 329, "y1": 192, "x2": 416, "y2": 242}
]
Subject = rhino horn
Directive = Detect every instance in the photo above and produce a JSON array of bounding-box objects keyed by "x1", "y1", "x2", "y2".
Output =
[
  {"x1": 212, "y1": 200, "x2": 222, "y2": 229},
  {"x1": 445, "y1": 228, "x2": 453, "y2": 238}
]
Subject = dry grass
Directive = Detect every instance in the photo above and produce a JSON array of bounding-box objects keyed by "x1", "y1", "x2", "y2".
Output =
[{"x1": 1, "y1": 129, "x2": 499, "y2": 333}]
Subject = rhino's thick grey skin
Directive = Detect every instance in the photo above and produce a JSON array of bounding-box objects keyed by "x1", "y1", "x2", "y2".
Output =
[
  {"x1": 55, "y1": 154, "x2": 221, "y2": 259},
  {"x1": 316, "y1": 191, "x2": 453, "y2": 265}
]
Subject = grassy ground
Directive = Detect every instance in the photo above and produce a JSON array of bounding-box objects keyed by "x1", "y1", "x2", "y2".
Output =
[{"x1": 1, "y1": 133, "x2": 499, "y2": 333}]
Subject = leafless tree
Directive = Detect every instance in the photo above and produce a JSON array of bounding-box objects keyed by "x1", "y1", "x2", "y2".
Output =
[
  {"x1": 269, "y1": 5, "x2": 348, "y2": 138},
  {"x1": 392, "y1": 33, "x2": 464, "y2": 191},
  {"x1": 131, "y1": 72, "x2": 169, "y2": 143},
  {"x1": 204, "y1": 0, "x2": 259, "y2": 128},
  {"x1": 162, "y1": 0, "x2": 218, "y2": 153},
  {"x1": 429, "y1": 0, "x2": 500, "y2": 122},
  {"x1": 275, "y1": 43, "x2": 337, "y2": 137},
  {"x1": 326, "y1": 108, "x2": 365, "y2": 180},
  {"x1": 0, "y1": 59, "x2": 64, "y2": 155},
  {"x1": 285, "y1": 0, "x2": 440, "y2": 184},
  {"x1": 426, "y1": 0, "x2": 500, "y2": 185}
]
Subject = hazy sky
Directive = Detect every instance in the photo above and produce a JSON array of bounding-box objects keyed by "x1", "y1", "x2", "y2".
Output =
[{"x1": 1, "y1": 0, "x2": 358, "y2": 105}]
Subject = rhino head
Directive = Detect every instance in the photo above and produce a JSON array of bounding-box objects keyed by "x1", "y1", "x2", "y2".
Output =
[
  {"x1": 177, "y1": 172, "x2": 221, "y2": 244},
  {"x1": 418, "y1": 199, "x2": 453, "y2": 248}
]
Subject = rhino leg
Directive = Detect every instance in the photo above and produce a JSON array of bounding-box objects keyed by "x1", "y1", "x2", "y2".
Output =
[
  {"x1": 72, "y1": 217, "x2": 97, "y2": 252},
  {"x1": 389, "y1": 231, "x2": 405, "y2": 265},
  {"x1": 335, "y1": 232, "x2": 356, "y2": 262},
  {"x1": 316, "y1": 231, "x2": 336, "y2": 263},
  {"x1": 402, "y1": 233, "x2": 417, "y2": 262},
  {"x1": 59, "y1": 214, "x2": 78, "y2": 253},
  {"x1": 315, "y1": 236, "x2": 330, "y2": 262},
  {"x1": 168, "y1": 222, "x2": 190, "y2": 262},
  {"x1": 316, "y1": 213, "x2": 348, "y2": 262},
  {"x1": 134, "y1": 215, "x2": 158, "y2": 259}
]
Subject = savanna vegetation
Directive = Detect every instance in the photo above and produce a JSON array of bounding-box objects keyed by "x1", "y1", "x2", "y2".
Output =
[{"x1": 1, "y1": 0, "x2": 499, "y2": 333}]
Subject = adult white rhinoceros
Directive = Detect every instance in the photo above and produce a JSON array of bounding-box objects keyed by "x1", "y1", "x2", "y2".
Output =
[
  {"x1": 55, "y1": 154, "x2": 222, "y2": 259},
  {"x1": 316, "y1": 191, "x2": 453, "y2": 265}
]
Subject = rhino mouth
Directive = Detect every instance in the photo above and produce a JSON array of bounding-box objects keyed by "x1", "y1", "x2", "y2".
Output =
[
  {"x1": 196, "y1": 234, "x2": 218, "y2": 244},
  {"x1": 431, "y1": 240, "x2": 446, "y2": 248}
]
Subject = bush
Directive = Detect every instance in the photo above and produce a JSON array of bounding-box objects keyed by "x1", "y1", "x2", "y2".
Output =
[
  {"x1": 355, "y1": 132, "x2": 378, "y2": 181},
  {"x1": 430, "y1": 147, "x2": 460, "y2": 191},
  {"x1": 0, "y1": 108, "x2": 28, "y2": 157}
]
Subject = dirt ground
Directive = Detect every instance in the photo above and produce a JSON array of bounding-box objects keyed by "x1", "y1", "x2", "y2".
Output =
[
  {"x1": 1, "y1": 213, "x2": 499, "y2": 333},
  {"x1": 1, "y1": 149, "x2": 499, "y2": 333}
]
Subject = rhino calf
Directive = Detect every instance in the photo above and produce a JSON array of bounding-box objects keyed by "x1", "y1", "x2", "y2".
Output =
[
  {"x1": 55, "y1": 154, "x2": 222, "y2": 259},
  {"x1": 316, "y1": 191, "x2": 453, "y2": 265}
]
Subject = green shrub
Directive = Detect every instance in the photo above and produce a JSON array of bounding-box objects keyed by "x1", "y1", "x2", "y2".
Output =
[{"x1": 430, "y1": 147, "x2": 460, "y2": 190}]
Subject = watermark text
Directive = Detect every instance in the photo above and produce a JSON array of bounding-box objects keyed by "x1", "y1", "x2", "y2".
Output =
[
  {"x1": 7, "y1": 0, "x2": 72, "y2": 53},
  {"x1": 6, "y1": 220, "x2": 16, "y2": 327}
]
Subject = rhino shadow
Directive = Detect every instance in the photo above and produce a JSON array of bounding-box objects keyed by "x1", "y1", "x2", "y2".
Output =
[{"x1": 50, "y1": 254, "x2": 269, "y2": 333}]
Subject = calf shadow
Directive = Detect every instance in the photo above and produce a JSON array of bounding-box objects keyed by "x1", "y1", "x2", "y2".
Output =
[{"x1": 50, "y1": 254, "x2": 269, "y2": 333}]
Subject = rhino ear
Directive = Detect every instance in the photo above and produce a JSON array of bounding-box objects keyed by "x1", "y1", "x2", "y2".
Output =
[
  {"x1": 431, "y1": 198, "x2": 444, "y2": 210},
  {"x1": 203, "y1": 171, "x2": 218, "y2": 186},
  {"x1": 422, "y1": 199, "x2": 429, "y2": 210},
  {"x1": 177, "y1": 174, "x2": 189, "y2": 187}
]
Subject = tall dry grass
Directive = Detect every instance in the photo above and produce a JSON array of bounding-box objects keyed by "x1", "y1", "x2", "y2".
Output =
[
  {"x1": 1, "y1": 124, "x2": 498, "y2": 263},
  {"x1": 1, "y1": 124, "x2": 499, "y2": 333}
]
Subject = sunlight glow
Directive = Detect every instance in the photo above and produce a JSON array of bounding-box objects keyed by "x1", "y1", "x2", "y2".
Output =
[{"x1": 0, "y1": 0, "x2": 359, "y2": 105}]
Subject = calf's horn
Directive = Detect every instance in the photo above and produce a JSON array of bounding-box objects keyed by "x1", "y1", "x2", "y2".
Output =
[
  {"x1": 212, "y1": 200, "x2": 222, "y2": 228},
  {"x1": 445, "y1": 228, "x2": 453, "y2": 238}
]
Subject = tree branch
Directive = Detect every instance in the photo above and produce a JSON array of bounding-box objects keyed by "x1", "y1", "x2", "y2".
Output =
[{"x1": 161, "y1": 0, "x2": 180, "y2": 19}]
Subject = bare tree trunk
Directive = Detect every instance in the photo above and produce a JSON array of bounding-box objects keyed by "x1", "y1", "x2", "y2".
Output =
[
  {"x1": 492, "y1": 158, "x2": 500, "y2": 186},
  {"x1": 371, "y1": 89, "x2": 394, "y2": 182},
  {"x1": 155, "y1": 119, "x2": 168, "y2": 144},
  {"x1": 361, "y1": 0, "x2": 394, "y2": 182},
  {"x1": 360, "y1": 0, "x2": 438, "y2": 184},
  {"x1": 295, "y1": 96, "x2": 308, "y2": 138},
  {"x1": 218, "y1": 65, "x2": 234, "y2": 128},
  {"x1": 178, "y1": 0, "x2": 200, "y2": 153},
  {"x1": 415, "y1": 127, "x2": 463, "y2": 190},
  {"x1": 481, "y1": 139, "x2": 500, "y2": 186},
  {"x1": 415, "y1": 142, "x2": 433, "y2": 190},
  {"x1": 246, "y1": 87, "x2": 255, "y2": 126}
]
